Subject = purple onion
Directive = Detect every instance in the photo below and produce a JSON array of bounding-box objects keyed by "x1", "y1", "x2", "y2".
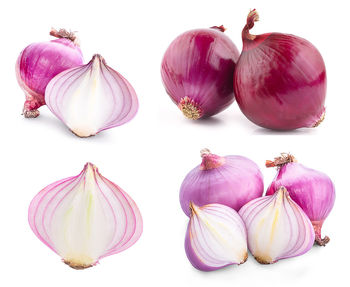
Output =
[
  {"x1": 180, "y1": 149, "x2": 264, "y2": 216},
  {"x1": 266, "y1": 154, "x2": 335, "y2": 246},
  {"x1": 185, "y1": 203, "x2": 248, "y2": 271},
  {"x1": 234, "y1": 10, "x2": 326, "y2": 130},
  {"x1": 239, "y1": 186, "x2": 315, "y2": 264},
  {"x1": 16, "y1": 28, "x2": 83, "y2": 118},
  {"x1": 161, "y1": 26, "x2": 239, "y2": 119}
]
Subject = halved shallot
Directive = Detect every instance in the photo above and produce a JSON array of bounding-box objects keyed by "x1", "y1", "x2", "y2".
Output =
[
  {"x1": 239, "y1": 187, "x2": 315, "y2": 264},
  {"x1": 45, "y1": 54, "x2": 138, "y2": 137},
  {"x1": 28, "y1": 163, "x2": 143, "y2": 269},
  {"x1": 185, "y1": 203, "x2": 248, "y2": 271}
]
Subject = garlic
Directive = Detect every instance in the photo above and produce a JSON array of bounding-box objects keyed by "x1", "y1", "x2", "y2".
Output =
[
  {"x1": 45, "y1": 54, "x2": 138, "y2": 137},
  {"x1": 239, "y1": 187, "x2": 315, "y2": 264},
  {"x1": 185, "y1": 203, "x2": 248, "y2": 271},
  {"x1": 28, "y1": 163, "x2": 142, "y2": 269}
]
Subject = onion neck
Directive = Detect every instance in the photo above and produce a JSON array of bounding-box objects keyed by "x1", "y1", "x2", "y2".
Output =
[
  {"x1": 200, "y1": 149, "x2": 225, "y2": 170},
  {"x1": 242, "y1": 9, "x2": 259, "y2": 42},
  {"x1": 50, "y1": 28, "x2": 79, "y2": 46},
  {"x1": 210, "y1": 25, "x2": 226, "y2": 32},
  {"x1": 312, "y1": 221, "x2": 330, "y2": 246},
  {"x1": 242, "y1": 9, "x2": 271, "y2": 51},
  {"x1": 266, "y1": 153, "x2": 297, "y2": 168}
]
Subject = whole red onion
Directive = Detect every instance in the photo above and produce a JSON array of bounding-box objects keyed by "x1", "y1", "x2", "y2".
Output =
[
  {"x1": 161, "y1": 26, "x2": 239, "y2": 119},
  {"x1": 234, "y1": 10, "x2": 326, "y2": 130},
  {"x1": 266, "y1": 154, "x2": 335, "y2": 246},
  {"x1": 180, "y1": 149, "x2": 264, "y2": 216},
  {"x1": 16, "y1": 29, "x2": 83, "y2": 118}
]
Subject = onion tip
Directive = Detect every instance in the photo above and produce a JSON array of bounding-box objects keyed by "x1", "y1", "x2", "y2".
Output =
[
  {"x1": 210, "y1": 25, "x2": 226, "y2": 32},
  {"x1": 50, "y1": 28, "x2": 79, "y2": 46},
  {"x1": 199, "y1": 149, "x2": 225, "y2": 170},
  {"x1": 266, "y1": 153, "x2": 297, "y2": 168},
  {"x1": 243, "y1": 9, "x2": 259, "y2": 41}
]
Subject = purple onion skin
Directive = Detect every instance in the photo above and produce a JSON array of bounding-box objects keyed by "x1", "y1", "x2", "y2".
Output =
[
  {"x1": 234, "y1": 11, "x2": 326, "y2": 130},
  {"x1": 180, "y1": 155, "x2": 264, "y2": 216},
  {"x1": 184, "y1": 226, "x2": 224, "y2": 272},
  {"x1": 16, "y1": 38, "x2": 83, "y2": 116},
  {"x1": 161, "y1": 27, "x2": 239, "y2": 119},
  {"x1": 266, "y1": 162, "x2": 335, "y2": 245}
]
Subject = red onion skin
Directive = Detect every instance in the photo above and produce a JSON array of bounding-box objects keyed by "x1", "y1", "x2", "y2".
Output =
[
  {"x1": 234, "y1": 11, "x2": 326, "y2": 130},
  {"x1": 266, "y1": 162, "x2": 335, "y2": 245},
  {"x1": 180, "y1": 153, "x2": 264, "y2": 216},
  {"x1": 16, "y1": 37, "x2": 83, "y2": 117},
  {"x1": 161, "y1": 27, "x2": 239, "y2": 119}
]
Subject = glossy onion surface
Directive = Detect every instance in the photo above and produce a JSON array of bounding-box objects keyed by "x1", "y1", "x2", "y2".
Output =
[
  {"x1": 234, "y1": 10, "x2": 326, "y2": 130},
  {"x1": 266, "y1": 154, "x2": 335, "y2": 246},
  {"x1": 161, "y1": 26, "x2": 239, "y2": 119},
  {"x1": 16, "y1": 29, "x2": 83, "y2": 118},
  {"x1": 180, "y1": 149, "x2": 264, "y2": 216}
]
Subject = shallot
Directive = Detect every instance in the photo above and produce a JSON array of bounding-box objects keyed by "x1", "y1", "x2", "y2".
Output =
[
  {"x1": 16, "y1": 29, "x2": 83, "y2": 118},
  {"x1": 266, "y1": 153, "x2": 335, "y2": 246},
  {"x1": 180, "y1": 149, "x2": 263, "y2": 216},
  {"x1": 45, "y1": 54, "x2": 138, "y2": 137},
  {"x1": 239, "y1": 187, "x2": 315, "y2": 264},
  {"x1": 28, "y1": 163, "x2": 143, "y2": 269},
  {"x1": 185, "y1": 203, "x2": 248, "y2": 271}
]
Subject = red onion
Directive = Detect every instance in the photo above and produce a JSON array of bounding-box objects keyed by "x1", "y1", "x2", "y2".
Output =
[
  {"x1": 234, "y1": 10, "x2": 326, "y2": 130},
  {"x1": 179, "y1": 149, "x2": 264, "y2": 216},
  {"x1": 161, "y1": 26, "x2": 239, "y2": 119},
  {"x1": 45, "y1": 54, "x2": 138, "y2": 137},
  {"x1": 266, "y1": 154, "x2": 335, "y2": 246},
  {"x1": 28, "y1": 163, "x2": 142, "y2": 269},
  {"x1": 239, "y1": 186, "x2": 315, "y2": 264},
  {"x1": 185, "y1": 203, "x2": 248, "y2": 271},
  {"x1": 16, "y1": 29, "x2": 83, "y2": 118}
]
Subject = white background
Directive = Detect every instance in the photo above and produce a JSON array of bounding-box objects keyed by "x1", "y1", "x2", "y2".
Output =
[{"x1": 0, "y1": 0, "x2": 348, "y2": 286}]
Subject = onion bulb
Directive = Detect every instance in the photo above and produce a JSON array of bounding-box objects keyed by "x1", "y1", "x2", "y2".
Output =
[
  {"x1": 266, "y1": 153, "x2": 335, "y2": 246},
  {"x1": 161, "y1": 26, "x2": 239, "y2": 119},
  {"x1": 16, "y1": 29, "x2": 83, "y2": 118},
  {"x1": 234, "y1": 10, "x2": 326, "y2": 130},
  {"x1": 239, "y1": 187, "x2": 315, "y2": 264},
  {"x1": 185, "y1": 203, "x2": 248, "y2": 271},
  {"x1": 180, "y1": 149, "x2": 263, "y2": 216},
  {"x1": 28, "y1": 163, "x2": 143, "y2": 269},
  {"x1": 45, "y1": 54, "x2": 138, "y2": 137}
]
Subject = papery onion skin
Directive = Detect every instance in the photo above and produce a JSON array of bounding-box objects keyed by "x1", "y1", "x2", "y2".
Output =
[
  {"x1": 45, "y1": 54, "x2": 138, "y2": 137},
  {"x1": 180, "y1": 149, "x2": 264, "y2": 216},
  {"x1": 28, "y1": 163, "x2": 143, "y2": 269},
  {"x1": 16, "y1": 29, "x2": 83, "y2": 118},
  {"x1": 266, "y1": 154, "x2": 335, "y2": 246},
  {"x1": 239, "y1": 187, "x2": 315, "y2": 264},
  {"x1": 185, "y1": 203, "x2": 248, "y2": 271},
  {"x1": 161, "y1": 26, "x2": 239, "y2": 119},
  {"x1": 234, "y1": 10, "x2": 326, "y2": 130}
]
